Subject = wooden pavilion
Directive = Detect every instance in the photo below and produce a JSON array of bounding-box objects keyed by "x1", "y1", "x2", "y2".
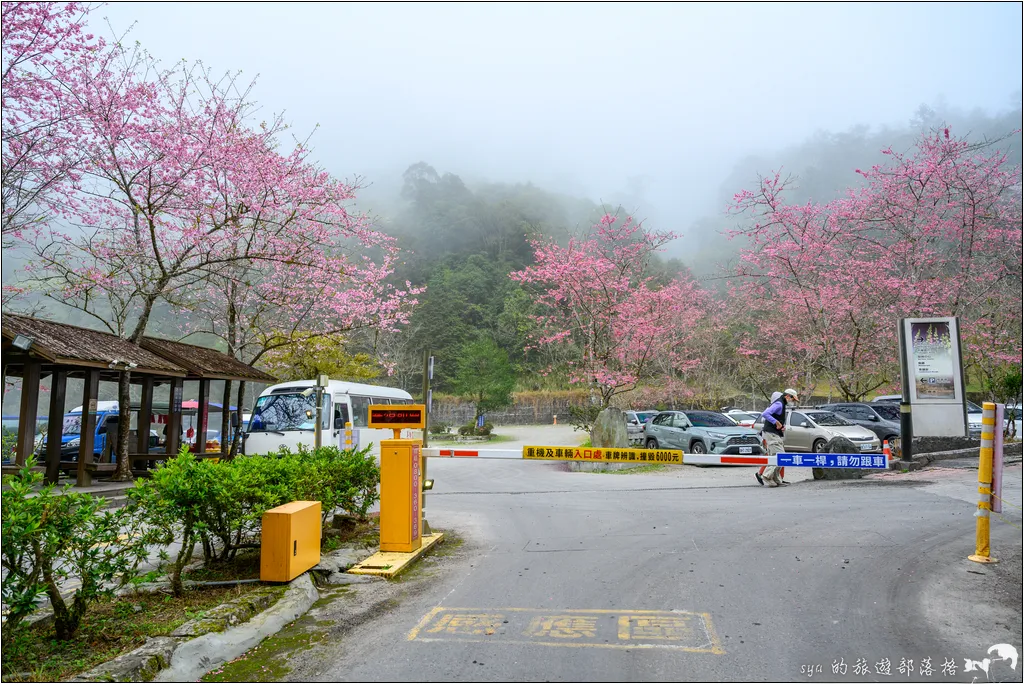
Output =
[{"x1": 1, "y1": 313, "x2": 275, "y2": 485}]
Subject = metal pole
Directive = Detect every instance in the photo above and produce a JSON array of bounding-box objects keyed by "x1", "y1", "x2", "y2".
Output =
[
  {"x1": 898, "y1": 320, "x2": 914, "y2": 465},
  {"x1": 421, "y1": 349, "x2": 431, "y2": 448},
  {"x1": 969, "y1": 402, "x2": 998, "y2": 563},
  {"x1": 314, "y1": 386, "x2": 323, "y2": 450}
]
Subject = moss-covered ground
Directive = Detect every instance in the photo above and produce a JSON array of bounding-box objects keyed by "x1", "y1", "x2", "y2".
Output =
[
  {"x1": 200, "y1": 589, "x2": 347, "y2": 683},
  {"x1": 1, "y1": 584, "x2": 265, "y2": 683}
]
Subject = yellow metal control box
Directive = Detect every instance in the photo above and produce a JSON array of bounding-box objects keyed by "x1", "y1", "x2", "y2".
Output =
[
  {"x1": 380, "y1": 439, "x2": 422, "y2": 553},
  {"x1": 260, "y1": 500, "x2": 322, "y2": 582}
]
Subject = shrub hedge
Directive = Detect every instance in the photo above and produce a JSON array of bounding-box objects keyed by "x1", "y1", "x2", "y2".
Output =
[{"x1": 2, "y1": 443, "x2": 381, "y2": 643}]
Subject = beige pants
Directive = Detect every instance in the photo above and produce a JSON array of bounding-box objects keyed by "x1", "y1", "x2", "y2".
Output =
[{"x1": 761, "y1": 432, "x2": 785, "y2": 485}]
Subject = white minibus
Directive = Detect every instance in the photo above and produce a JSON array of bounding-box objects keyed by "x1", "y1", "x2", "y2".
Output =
[{"x1": 242, "y1": 380, "x2": 415, "y2": 457}]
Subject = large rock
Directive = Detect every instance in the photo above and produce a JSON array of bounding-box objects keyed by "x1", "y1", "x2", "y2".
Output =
[
  {"x1": 812, "y1": 436, "x2": 867, "y2": 480},
  {"x1": 591, "y1": 407, "x2": 629, "y2": 449},
  {"x1": 570, "y1": 407, "x2": 633, "y2": 472}
]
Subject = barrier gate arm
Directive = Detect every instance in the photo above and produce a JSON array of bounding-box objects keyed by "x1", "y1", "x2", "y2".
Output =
[{"x1": 422, "y1": 447, "x2": 889, "y2": 469}]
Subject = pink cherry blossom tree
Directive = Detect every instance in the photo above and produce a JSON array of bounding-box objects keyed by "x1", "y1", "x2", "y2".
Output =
[
  {"x1": 511, "y1": 214, "x2": 713, "y2": 413},
  {"x1": 729, "y1": 129, "x2": 1022, "y2": 401},
  {"x1": 20, "y1": 32, "x2": 421, "y2": 476},
  {"x1": 1, "y1": 2, "x2": 103, "y2": 247}
]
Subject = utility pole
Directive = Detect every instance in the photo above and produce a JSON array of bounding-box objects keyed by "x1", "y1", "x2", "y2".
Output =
[{"x1": 421, "y1": 349, "x2": 432, "y2": 447}]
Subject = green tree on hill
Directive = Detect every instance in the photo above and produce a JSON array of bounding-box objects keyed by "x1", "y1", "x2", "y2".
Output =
[{"x1": 452, "y1": 337, "x2": 516, "y2": 420}]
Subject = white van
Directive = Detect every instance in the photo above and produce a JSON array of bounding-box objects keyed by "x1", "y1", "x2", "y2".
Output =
[{"x1": 242, "y1": 380, "x2": 415, "y2": 457}]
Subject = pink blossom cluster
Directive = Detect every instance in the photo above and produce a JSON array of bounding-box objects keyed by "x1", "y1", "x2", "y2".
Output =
[
  {"x1": 4, "y1": 2, "x2": 420, "y2": 360},
  {"x1": 728, "y1": 129, "x2": 1023, "y2": 399},
  {"x1": 511, "y1": 214, "x2": 716, "y2": 405}
]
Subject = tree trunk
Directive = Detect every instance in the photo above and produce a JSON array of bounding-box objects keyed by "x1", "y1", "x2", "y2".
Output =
[
  {"x1": 220, "y1": 380, "x2": 232, "y2": 459},
  {"x1": 230, "y1": 380, "x2": 247, "y2": 458},
  {"x1": 111, "y1": 370, "x2": 134, "y2": 481}
]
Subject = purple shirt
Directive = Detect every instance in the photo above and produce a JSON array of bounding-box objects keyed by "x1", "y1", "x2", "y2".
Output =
[{"x1": 761, "y1": 400, "x2": 785, "y2": 434}]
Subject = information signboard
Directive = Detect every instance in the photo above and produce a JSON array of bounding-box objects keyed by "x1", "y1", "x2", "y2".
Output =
[{"x1": 900, "y1": 317, "x2": 967, "y2": 437}]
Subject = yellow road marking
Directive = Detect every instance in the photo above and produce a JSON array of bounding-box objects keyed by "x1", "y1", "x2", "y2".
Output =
[{"x1": 408, "y1": 607, "x2": 725, "y2": 654}]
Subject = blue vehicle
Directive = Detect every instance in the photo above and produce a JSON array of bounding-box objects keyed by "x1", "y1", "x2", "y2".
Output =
[{"x1": 49, "y1": 401, "x2": 124, "y2": 461}]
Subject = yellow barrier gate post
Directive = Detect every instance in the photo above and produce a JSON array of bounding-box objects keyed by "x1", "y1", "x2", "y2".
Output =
[
  {"x1": 371, "y1": 404, "x2": 426, "y2": 553},
  {"x1": 969, "y1": 401, "x2": 998, "y2": 564}
]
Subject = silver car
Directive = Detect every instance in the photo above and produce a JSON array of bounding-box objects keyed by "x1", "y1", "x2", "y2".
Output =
[
  {"x1": 645, "y1": 410, "x2": 763, "y2": 455},
  {"x1": 756, "y1": 409, "x2": 881, "y2": 453},
  {"x1": 624, "y1": 411, "x2": 645, "y2": 446}
]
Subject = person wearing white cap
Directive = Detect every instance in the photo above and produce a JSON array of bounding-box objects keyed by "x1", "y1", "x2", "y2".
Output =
[{"x1": 757, "y1": 388, "x2": 799, "y2": 486}]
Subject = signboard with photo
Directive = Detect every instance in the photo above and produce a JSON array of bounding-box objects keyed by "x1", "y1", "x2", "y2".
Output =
[
  {"x1": 910, "y1": 320, "x2": 956, "y2": 400},
  {"x1": 900, "y1": 316, "x2": 967, "y2": 437}
]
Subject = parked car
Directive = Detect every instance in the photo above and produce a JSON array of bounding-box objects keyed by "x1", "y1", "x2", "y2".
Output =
[
  {"x1": 1005, "y1": 403, "x2": 1022, "y2": 439},
  {"x1": 624, "y1": 411, "x2": 646, "y2": 446},
  {"x1": 817, "y1": 402, "x2": 901, "y2": 444},
  {"x1": 874, "y1": 395, "x2": 985, "y2": 438},
  {"x1": 644, "y1": 410, "x2": 762, "y2": 455},
  {"x1": 755, "y1": 409, "x2": 881, "y2": 453},
  {"x1": 634, "y1": 410, "x2": 659, "y2": 424},
  {"x1": 722, "y1": 409, "x2": 760, "y2": 429}
]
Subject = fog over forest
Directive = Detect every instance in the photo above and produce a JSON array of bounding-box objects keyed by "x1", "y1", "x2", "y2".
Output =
[{"x1": 82, "y1": 2, "x2": 1022, "y2": 269}]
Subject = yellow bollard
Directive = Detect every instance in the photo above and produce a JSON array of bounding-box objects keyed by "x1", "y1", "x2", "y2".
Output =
[{"x1": 969, "y1": 402, "x2": 998, "y2": 564}]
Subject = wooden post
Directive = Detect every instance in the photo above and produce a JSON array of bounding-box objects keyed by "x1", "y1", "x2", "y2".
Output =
[
  {"x1": 45, "y1": 370, "x2": 67, "y2": 484},
  {"x1": 15, "y1": 361, "x2": 41, "y2": 467},
  {"x1": 136, "y1": 377, "x2": 154, "y2": 466},
  {"x1": 165, "y1": 377, "x2": 183, "y2": 456},
  {"x1": 195, "y1": 378, "x2": 209, "y2": 453},
  {"x1": 76, "y1": 369, "x2": 99, "y2": 487}
]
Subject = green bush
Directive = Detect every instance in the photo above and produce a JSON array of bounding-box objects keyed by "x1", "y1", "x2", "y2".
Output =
[
  {"x1": 128, "y1": 449, "x2": 229, "y2": 596},
  {"x1": 2, "y1": 463, "x2": 155, "y2": 641},
  {"x1": 458, "y1": 421, "x2": 494, "y2": 437},
  {"x1": 428, "y1": 422, "x2": 451, "y2": 435},
  {"x1": 285, "y1": 444, "x2": 380, "y2": 523},
  {"x1": 129, "y1": 444, "x2": 380, "y2": 594}
]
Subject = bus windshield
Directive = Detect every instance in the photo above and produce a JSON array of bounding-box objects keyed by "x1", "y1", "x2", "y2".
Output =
[{"x1": 248, "y1": 392, "x2": 329, "y2": 432}]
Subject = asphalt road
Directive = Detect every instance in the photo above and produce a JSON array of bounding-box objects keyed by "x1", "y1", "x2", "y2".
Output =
[{"x1": 284, "y1": 426, "x2": 1023, "y2": 683}]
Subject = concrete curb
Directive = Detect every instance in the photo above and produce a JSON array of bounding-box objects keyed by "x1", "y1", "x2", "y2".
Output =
[
  {"x1": 152, "y1": 573, "x2": 318, "y2": 683},
  {"x1": 894, "y1": 442, "x2": 1024, "y2": 470}
]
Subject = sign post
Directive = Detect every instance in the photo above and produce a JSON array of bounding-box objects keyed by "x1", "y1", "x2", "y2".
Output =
[{"x1": 370, "y1": 404, "x2": 427, "y2": 553}]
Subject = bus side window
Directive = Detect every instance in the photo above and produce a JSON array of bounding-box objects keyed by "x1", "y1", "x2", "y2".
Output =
[{"x1": 351, "y1": 396, "x2": 371, "y2": 427}]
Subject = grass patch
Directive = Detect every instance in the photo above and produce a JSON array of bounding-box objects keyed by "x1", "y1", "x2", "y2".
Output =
[
  {"x1": 422, "y1": 530, "x2": 464, "y2": 558},
  {"x1": 426, "y1": 432, "x2": 516, "y2": 446},
  {"x1": 597, "y1": 463, "x2": 667, "y2": 475},
  {"x1": 322, "y1": 516, "x2": 380, "y2": 551},
  {"x1": 1, "y1": 584, "x2": 264, "y2": 683},
  {"x1": 184, "y1": 550, "x2": 262, "y2": 582}
]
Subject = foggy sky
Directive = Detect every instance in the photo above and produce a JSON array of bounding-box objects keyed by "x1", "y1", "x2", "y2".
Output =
[{"x1": 92, "y1": 2, "x2": 1022, "y2": 231}]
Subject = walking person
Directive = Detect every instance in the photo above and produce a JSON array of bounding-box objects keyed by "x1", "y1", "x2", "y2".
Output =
[{"x1": 756, "y1": 388, "x2": 799, "y2": 487}]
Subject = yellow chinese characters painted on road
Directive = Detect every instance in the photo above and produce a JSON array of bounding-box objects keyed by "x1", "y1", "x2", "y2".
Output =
[
  {"x1": 522, "y1": 446, "x2": 682, "y2": 464},
  {"x1": 408, "y1": 607, "x2": 724, "y2": 653}
]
